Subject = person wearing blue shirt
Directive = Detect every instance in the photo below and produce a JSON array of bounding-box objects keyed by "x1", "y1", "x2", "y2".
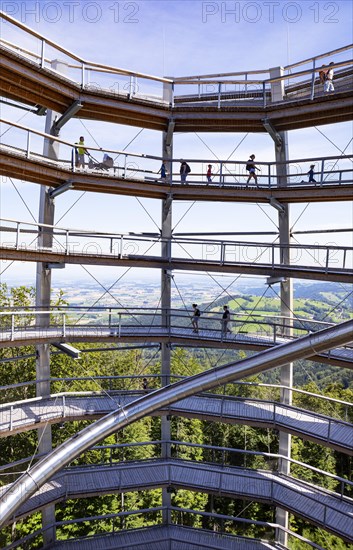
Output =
[{"x1": 307, "y1": 164, "x2": 316, "y2": 183}]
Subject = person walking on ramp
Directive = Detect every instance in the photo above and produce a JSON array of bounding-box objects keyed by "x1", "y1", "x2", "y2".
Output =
[
  {"x1": 307, "y1": 164, "x2": 316, "y2": 183},
  {"x1": 206, "y1": 164, "x2": 213, "y2": 183},
  {"x1": 180, "y1": 160, "x2": 191, "y2": 184},
  {"x1": 221, "y1": 305, "x2": 231, "y2": 338},
  {"x1": 246, "y1": 154, "x2": 259, "y2": 186},
  {"x1": 192, "y1": 303, "x2": 201, "y2": 333}
]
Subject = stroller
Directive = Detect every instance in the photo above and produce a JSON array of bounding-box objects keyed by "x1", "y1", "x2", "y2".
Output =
[{"x1": 88, "y1": 153, "x2": 114, "y2": 171}]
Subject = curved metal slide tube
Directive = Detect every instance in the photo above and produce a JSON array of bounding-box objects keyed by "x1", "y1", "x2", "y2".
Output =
[{"x1": 1, "y1": 319, "x2": 352, "y2": 526}]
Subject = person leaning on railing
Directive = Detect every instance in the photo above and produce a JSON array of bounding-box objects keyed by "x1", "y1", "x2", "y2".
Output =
[
  {"x1": 75, "y1": 136, "x2": 88, "y2": 169},
  {"x1": 324, "y1": 62, "x2": 335, "y2": 93}
]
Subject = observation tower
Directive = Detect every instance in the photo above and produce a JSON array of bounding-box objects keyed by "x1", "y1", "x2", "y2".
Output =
[{"x1": 0, "y1": 12, "x2": 353, "y2": 550}]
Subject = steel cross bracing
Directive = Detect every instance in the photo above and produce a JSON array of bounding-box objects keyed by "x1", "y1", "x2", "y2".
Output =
[
  {"x1": 1, "y1": 392, "x2": 352, "y2": 454},
  {"x1": 1, "y1": 458, "x2": 352, "y2": 541}
]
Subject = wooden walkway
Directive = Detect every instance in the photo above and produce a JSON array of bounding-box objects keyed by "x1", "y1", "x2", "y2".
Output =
[
  {"x1": 2, "y1": 44, "x2": 353, "y2": 133},
  {"x1": 1, "y1": 392, "x2": 352, "y2": 455},
  {"x1": 1, "y1": 459, "x2": 352, "y2": 541},
  {"x1": 0, "y1": 325, "x2": 352, "y2": 369},
  {"x1": 1, "y1": 244, "x2": 351, "y2": 283},
  {"x1": 1, "y1": 146, "x2": 352, "y2": 204}
]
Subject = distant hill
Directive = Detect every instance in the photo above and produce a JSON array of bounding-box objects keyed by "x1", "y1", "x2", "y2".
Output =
[
  {"x1": 207, "y1": 282, "x2": 352, "y2": 323},
  {"x1": 236, "y1": 281, "x2": 352, "y2": 302}
]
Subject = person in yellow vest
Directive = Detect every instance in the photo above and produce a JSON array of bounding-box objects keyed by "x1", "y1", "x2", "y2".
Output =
[{"x1": 75, "y1": 136, "x2": 87, "y2": 169}]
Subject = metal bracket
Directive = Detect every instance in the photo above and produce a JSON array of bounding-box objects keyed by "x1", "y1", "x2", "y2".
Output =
[
  {"x1": 49, "y1": 181, "x2": 74, "y2": 199},
  {"x1": 45, "y1": 263, "x2": 66, "y2": 270},
  {"x1": 269, "y1": 197, "x2": 285, "y2": 214},
  {"x1": 165, "y1": 120, "x2": 175, "y2": 147},
  {"x1": 52, "y1": 343, "x2": 81, "y2": 359},
  {"x1": 53, "y1": 100, "x2": 83, "y2": 132},
  {"x1": 266, "y1": 276, "x2": 286, "y2": 285},
  {"x1": 262, "y1": 118, "x2": 282, "y2": 149},
  {"x1": 35, "y1": 106, "x2": 47, "y2": 116}
]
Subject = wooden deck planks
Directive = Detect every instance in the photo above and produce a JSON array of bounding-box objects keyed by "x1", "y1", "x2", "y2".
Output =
[
  {"x1": 1, "y1": 393, "x2": 352, "y2": 454},
  {"x1": 3, "y1": 460, "x2": 352, "y2": 539}
]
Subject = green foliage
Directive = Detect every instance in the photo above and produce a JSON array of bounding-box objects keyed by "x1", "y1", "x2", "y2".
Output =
[
  {"x1": 0, "y1": 283, "x2": 35, "y2": 311},
  {"x1": 0, "y1": 512, "x2": 43, "y2": 549},
  {"x1": 291, "y1": 438, "x2": 337, "y2": 491},
  {"x1": 289, "y1": 517, "x2": 353, "y2": 550},
  {"x1": 56, "y1": 495, "x2": 120, "y2": 540},
  {"x1": 172, "y1": 490, "x2": 207, "y2": 526},
  {"x1": 1, "y1": 285, "x2": 352, "y2": 547}
]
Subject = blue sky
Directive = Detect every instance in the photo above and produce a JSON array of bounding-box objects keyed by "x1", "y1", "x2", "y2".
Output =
[
  {"x1": 4, "y1": 0, "x2": 352, "y2": 72},
  {"x1": 1, "y1": 1, "x2": 352, "y2": 293}
]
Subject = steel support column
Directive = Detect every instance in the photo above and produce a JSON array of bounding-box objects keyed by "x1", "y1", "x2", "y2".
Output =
[
  {"x1": 269, "y1": 66, "x2": 293, "y2": 547},
  {"x1": 161, "y1": 81, "x2": 174, "y2": 523},
  {"x1": 35, "y1": 59, "x2": 65, "y2": 545}
]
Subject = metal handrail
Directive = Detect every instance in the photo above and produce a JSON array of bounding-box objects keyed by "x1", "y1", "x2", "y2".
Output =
[
  {"x1": 1, "y1": 10, "x2": 351, "y2": 90},
  {"x1": 1, "y1": 458, "x2": 352, "y2": 543},
  {"x1": 174, "y1": 59, "x2": 353, "y2": 85},
  {"x1": 1, "y1": 381, "x2": 352, "y2": 410},
  {"x1": 1, "y1": 218, "x2": 352, "y2": 276},
  {"x1": 2, "y1": 216, "x2": 353, "y2": 251},
  {"x1": 3, "y1": 316, "x2": 348, "y2": 359},
  {"x1": 3, "y1": 507, "x2": 328, "y2": 550},
  {"x1": 174, "y1": 45, "x2": 353, "y2": 79},
  {"x1": 2, "y1": 116, "x2": 353, "y2": 166},
  {"x1": 0, "y1": 11, "x2": 172, "y2": 84},
  {"x1": 0, "y1": 382, "x2": 351, "y2": 410},
  {"x1": 2, "y1": 442, "x2": 352, "y2": 492},
  {"x1": 1, "y1": 319, "x2": 352, "y2": 526},
  {"x1": 2, "y1": 118, "x2": 353, "y2": 188},
  {"x1": 0, "y1": 305, "x2": 336, "y2": 327},
  {"x1": 0, "y1": 15, "x2": 352, "y2": 110}
]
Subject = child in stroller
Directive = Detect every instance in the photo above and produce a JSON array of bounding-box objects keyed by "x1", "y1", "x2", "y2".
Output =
[{"x1": 88, "y1": 153, "x2": 114, "y2": 171}]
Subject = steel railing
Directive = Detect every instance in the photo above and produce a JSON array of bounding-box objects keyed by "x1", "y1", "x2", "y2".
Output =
[
  {"x1": 2, "y1": 306, "x2": 351, "y2": 357},
  {"x1": 1, "y1": 218, "x2": 352, "y2": 273},
  {"x1": 1, "y1": 441, "x2": 352, "y2": 497},
  {"x1": 1, "y1": 11, "x2": 352, "y2": 106},
  {"x1": 1, "y1": 118, "x2": 353, "y2": 188},
  {"x1": 2, "y1": 508, "x2": 328, "y2": 550}
]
